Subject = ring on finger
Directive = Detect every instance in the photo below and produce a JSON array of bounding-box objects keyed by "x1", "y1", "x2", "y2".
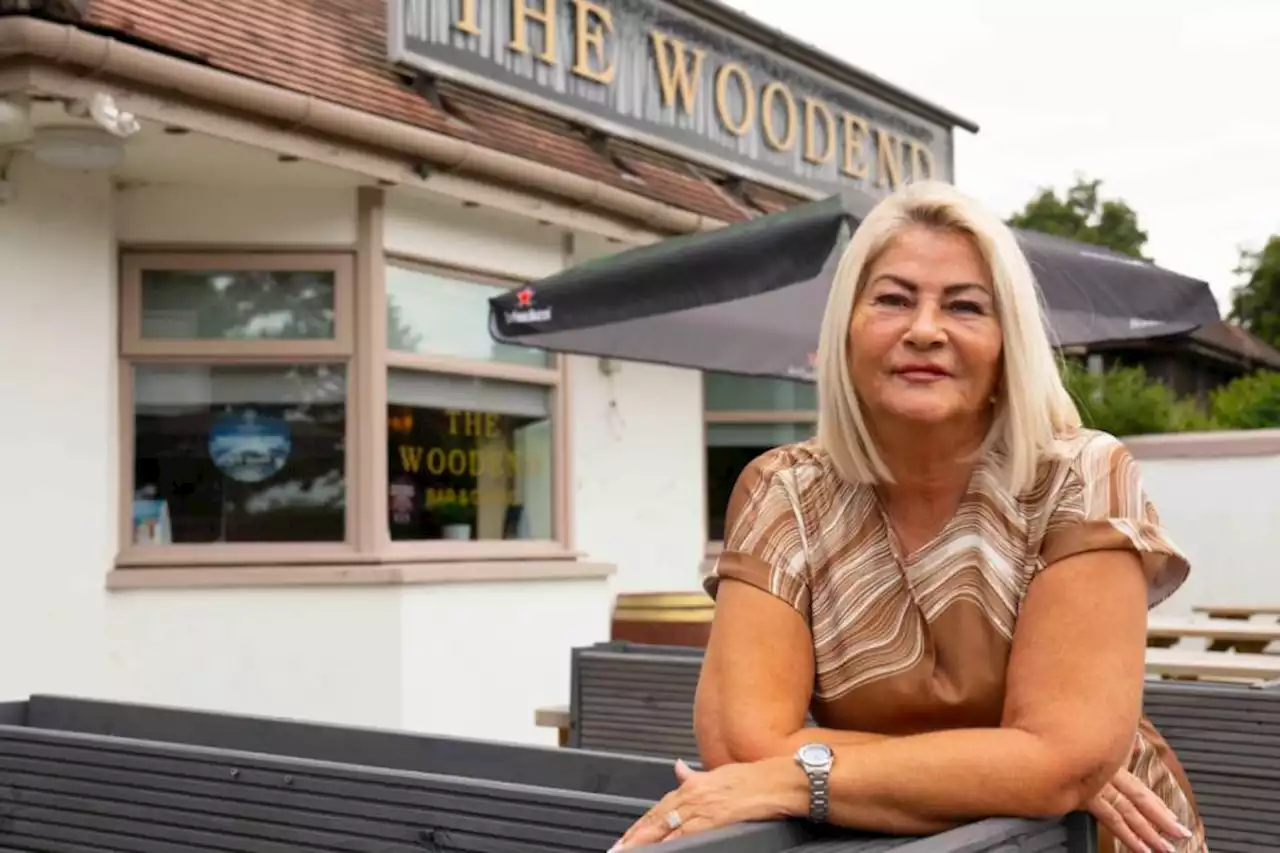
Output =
[{"x1": 665, "y1": 810, "x2": 683, "y2": 830}]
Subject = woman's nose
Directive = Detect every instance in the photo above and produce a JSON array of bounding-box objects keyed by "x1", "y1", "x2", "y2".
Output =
[{"x1": 903, "y1": 303, "x2": 946, "y2": 348}]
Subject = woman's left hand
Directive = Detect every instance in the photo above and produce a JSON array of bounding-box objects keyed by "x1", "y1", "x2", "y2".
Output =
[{"x1": 612, "y1": 758, "x2": 804, "y2": 850}]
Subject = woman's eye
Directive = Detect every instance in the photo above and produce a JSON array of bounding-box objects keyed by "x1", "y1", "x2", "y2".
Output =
[
  {"x1": 874, "y1": 293, "x2": 910, "y2": 307},
  {"x1": 949, "y1": 300, "x2": 986, "y2": 314}
]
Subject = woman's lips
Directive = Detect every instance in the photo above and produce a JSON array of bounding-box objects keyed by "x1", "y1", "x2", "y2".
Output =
[{"x1": 894, "y1": 368, "x2": 951, "y2": 383}]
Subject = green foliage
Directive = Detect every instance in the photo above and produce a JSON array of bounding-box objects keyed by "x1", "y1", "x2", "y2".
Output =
[
  {"x1": 1059, "y1": 361, "x2": 1211, "y2": 437},
  {"x1": 1227, "y1": 236, "x2": 1280, "y2": 350},
  {"x1": 1208, "y1": 371, "x2": 1280, "y2": 430},
  {"x1": 431, "y1": 498, "x2": 473, "y2": 526},
  {"x1": 1007, "y1": 177, "x2": 1150, "y2": 261}
]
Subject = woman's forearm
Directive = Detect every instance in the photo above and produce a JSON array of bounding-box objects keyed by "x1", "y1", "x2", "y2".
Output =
[
  {"x1": 714, "y1": 726, "x2": 890, "y2": 763},
  {"x1": 771, "y1": 727, "x2": 1100, "y2": 836}
]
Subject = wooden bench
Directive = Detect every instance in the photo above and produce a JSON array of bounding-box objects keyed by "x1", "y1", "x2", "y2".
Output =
[
  {"x1": 1141, "y1": 680, "x2": 1280, "y2": 851},
  {"x1": 1, "y1": 694, "x2": 1097, "y2": 853},
  {"x1": 1146, "y1": 615, "x2": 1280, "y2": 654}
]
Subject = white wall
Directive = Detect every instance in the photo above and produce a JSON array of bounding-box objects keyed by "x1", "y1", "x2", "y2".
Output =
[
  {"x1": 1139, "y1": 448, "x2": 1280, "y2": 616},
  {"x1": 117, "y1": 185, "x2": 358, "y2": 245},
  {"x1": 0, "y1": 156, "x2": 115, "y2": 702},
  {"x1": 569, "y1": 357, "x2": 706, "y2": 592}
]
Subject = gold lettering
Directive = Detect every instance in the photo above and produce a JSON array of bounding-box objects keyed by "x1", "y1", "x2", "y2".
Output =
[
  {"x1": 714, "y1": 63, "x2": 754, "y2": 136},
  {"x1": 571, "y1": 0, "x2": 615, "y2": 84},
  {"x1": 649, "y1": 31, "x2": 704, "y2": 116},
  {"x1": 509, "y1": 0, "x2": 557, "y2": 65},
  {"x1": 875, "y1": 128, "x2": 904, "y2": 190},
  {"x1": 908, "y1": 139, "x2": 936, "y2": 182},
  {"x1": 447, "y1": 410, "x2": 486, "y2": 436},
  {"x1": 484, "y1": 412, "x2": 501, "y2": 439},
  {"x1": 840, "y1": 113, "x2": 869, "y2": 180},
  {"x1": 426, "y1": 447, "x2": 447, "y2": 475},
  {"x1": 398, "y1": 445, "x2": 424, "y2": 473},
  {"x1": 455, "y1": 0, "x2": 480, "y2": 35},
  {"x1": 506, "y1": 449, "x2": 521, "y2": 474},
  {"x1": 803, "y1": 98, "x2": 835, "y2": 165},
  {"x1": 446, "y1": 449, "x2": 467, "y2": 475},
  {"x1": 760, "y1": 82, "x2": 797, "y2": 151}
]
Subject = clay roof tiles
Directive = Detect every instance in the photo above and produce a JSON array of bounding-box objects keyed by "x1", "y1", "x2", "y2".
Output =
[{"x1": 84, "y1": 0, "x2": 802, "y2": 227}]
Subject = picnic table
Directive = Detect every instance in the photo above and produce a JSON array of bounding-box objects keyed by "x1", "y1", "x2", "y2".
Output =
[
  {"x1": 535, "y1": 703, "x2": 570, "y2": 746},
  {"x1": 1146, "y1": 614, "x2": 1280, "y2": 654},
  {"x1": 1144, "y1": 646, "x2": 1280, "y2": 684},
  {"x1": 1191, "y1": 604, "x2": 1280, "y2": 621}
]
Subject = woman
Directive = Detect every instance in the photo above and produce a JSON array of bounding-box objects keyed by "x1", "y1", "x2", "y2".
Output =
[{"x1": 616, "y1": 182, "x2": 1205, "y2": 853}]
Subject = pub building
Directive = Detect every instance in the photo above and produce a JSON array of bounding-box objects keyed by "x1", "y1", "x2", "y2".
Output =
[{"x1": 0, "y1": 0, "x2": 974, "y2": 742}]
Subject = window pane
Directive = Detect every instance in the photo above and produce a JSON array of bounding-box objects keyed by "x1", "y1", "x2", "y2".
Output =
[
  {"x1": 141, "y1": 269, "x2": 336, "y2": 340},
  {"x1": 706, "y1": 422, "x2": 815, "y2": 541},
  {"x1": 704, "y1": 372, "x2": 817, "y2": 411},
  {"x1": 387, "y1": 265, "x2": 549, "y2": 367},
  {"x1": 132, "y1": 364, "x2": 346, "y2": 544},
  {"x1": 388, "y1": 369, "x2": 553, "y2": 542}
]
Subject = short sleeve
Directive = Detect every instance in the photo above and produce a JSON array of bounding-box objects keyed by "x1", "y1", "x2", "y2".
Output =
[
  {"x1": 703, "y1": 453, "x2": 811, "y2": 621},
  {"x1": 1039, "y1": 433, "x2": 1190, "y2": 608}
]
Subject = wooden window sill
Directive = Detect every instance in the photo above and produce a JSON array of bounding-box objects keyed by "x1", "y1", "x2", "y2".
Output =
[{"x1": 107, "y1": 559, "x2": 615, "y2": 590}]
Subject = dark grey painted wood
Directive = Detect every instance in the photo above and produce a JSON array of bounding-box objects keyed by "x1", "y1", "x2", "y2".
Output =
[
  {"x1": 24, "y1": 693, "x2": 679, "y2": 799},
  {"x1": 0, "y1": 689, "x2": 1097, "y2": 852},
  {"x1": 1141, "y1": 679, "x2": 1280, "y2": 850}
]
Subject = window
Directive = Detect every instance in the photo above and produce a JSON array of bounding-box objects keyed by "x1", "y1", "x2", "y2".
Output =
[
  {"x1": 384, "y1": 262, "x2": 564, "y2": 546},
  {"x1": 120, "y1": 253, "x2": 355, "y2": 557},
  {"x1": 704, "y1": 373, "x2": 817, "y2": 543}
]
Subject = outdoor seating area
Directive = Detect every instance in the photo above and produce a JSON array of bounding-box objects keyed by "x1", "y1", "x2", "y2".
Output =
[
  {"x1": 537, "y1": 639, "x2": 1280, "y2": 851},
  {"x1": 0, "y1": 694, "x2": 1096, "y2": 852}
]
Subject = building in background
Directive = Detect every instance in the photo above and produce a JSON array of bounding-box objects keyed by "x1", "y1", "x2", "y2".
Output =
[{"x1": 0, "y1": 0, "x2": 972, "y2": 741}]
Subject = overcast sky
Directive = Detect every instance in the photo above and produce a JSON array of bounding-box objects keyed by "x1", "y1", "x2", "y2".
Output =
[{"x1": 726, "y1": 0, "x2": 1278, "y2": 308}]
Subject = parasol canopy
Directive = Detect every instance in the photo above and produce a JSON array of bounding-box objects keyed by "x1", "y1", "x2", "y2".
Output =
[{"x1": 488, "y1": 193, "x2": 1220, "y2": 381}]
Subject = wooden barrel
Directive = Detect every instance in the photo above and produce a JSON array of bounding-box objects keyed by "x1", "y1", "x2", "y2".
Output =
[{"x1": 610, "y1": 591, "x2": 715, "y2": 648}]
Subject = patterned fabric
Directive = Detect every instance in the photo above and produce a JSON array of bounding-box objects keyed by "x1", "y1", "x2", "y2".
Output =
[{"x1": 705, "y1": 428, "x2": 1205, "y2": 851}]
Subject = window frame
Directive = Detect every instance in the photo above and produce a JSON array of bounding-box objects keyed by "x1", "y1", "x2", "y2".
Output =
[
  {"x1": 120, "y1": 252, "x2": 355, "y2": 359},
  {"x1": 380, "y1": 255, "x2": 573, "y2": 562},
  {"x1": 117, "y1": 250, "x2": 359, "y2": 567},
  {"x1": 702, "y1": 375, "x2": 817, "y2": 553}
]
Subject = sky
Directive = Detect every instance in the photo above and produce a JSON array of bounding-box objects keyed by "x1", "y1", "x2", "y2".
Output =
[{"x1": 725, "y1": 0, "x2": 1280, "y2": 309}]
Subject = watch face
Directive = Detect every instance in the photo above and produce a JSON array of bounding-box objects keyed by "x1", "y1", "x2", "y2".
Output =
[{"x1": 799, "y1": 743, "x2": 833, "y2": 765}]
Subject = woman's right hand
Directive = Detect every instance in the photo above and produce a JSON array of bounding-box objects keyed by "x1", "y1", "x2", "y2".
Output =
[{"x1": 1088, "y1": 768, "x2": 1192, "y2": 852}]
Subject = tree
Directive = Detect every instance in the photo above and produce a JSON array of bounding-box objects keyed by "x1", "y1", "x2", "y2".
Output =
[
  {"x1": 1059, "y1": 361, "x2": 1212, "y2": 436},
  {"x1": 1209, "y1": 370, "x2": 1280, "y2": 430},
  {"x1": 1227, "y1": 236, "x2": 1280, "y2": 349},
  {"x1": 1007, "y1": 177, "x2": 1151, "y2": 260}
]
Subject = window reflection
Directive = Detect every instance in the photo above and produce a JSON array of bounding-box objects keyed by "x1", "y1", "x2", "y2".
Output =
[
  {"x1": 385, "y1": 265, "x2": 549, "y2": 367},
  {"x1": 140, "y1": 269, "x2": 336, "y2": 340},
  {"x1": 132, "y1": 364, "x2": 347, "y2": 544}
]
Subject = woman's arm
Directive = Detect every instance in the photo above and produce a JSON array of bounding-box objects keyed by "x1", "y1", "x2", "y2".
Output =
[
  {"x1": 695, "y1": 580, "x2": 891, "y2": 769},
  {"x1": 699, "y1": 544, "x2": 1148, "y2": 832},
  {"x1": 709, "y1": 548, "x2": 1147, "y2": 835}
]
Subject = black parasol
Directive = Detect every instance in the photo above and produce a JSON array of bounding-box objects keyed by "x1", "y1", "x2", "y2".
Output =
[{"x1": 488, "y1": 193, "x2": 1220, "y2": 381}]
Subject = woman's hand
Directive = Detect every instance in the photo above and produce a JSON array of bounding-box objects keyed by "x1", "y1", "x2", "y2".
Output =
[
  {"x1": 611, "y1": 758, "x2": 805, "y2": 850},
  {"x1": 1088, "y1": 768, "x2": 1192, "y2": 852}
]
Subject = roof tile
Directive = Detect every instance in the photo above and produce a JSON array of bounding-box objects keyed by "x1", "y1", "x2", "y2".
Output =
[{"x1": 85, "y1": 0, "x2": 809, "y2": 227}]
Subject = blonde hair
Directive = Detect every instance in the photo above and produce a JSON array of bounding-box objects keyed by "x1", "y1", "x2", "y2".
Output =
[{"x1": 815, "y1": 180, "x2": 1081, "y2": 495}]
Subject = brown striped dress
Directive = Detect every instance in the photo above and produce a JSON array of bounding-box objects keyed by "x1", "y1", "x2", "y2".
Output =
[{"x1": 705, "y1": 428, "x2": 1207, "y2": 852}]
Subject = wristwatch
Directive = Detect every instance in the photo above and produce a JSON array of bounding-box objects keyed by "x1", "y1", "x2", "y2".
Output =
[{"x1": 793, "y1": 742, "x2": 835, "y2": 822}]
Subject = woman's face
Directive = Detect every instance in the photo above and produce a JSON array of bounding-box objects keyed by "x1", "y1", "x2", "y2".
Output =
[{"x1": 848, "y1": 226, "x2": 1003, "y2": 430}]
